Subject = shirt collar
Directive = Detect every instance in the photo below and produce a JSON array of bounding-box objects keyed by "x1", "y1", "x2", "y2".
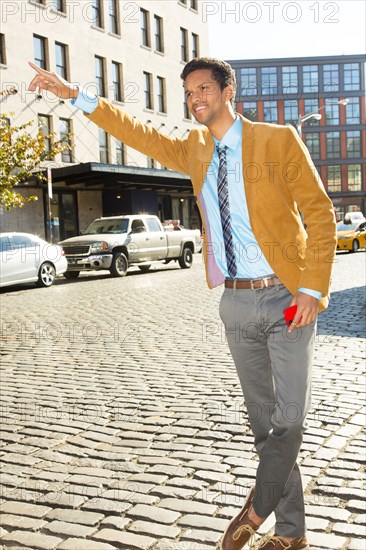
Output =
[{"x1": 214, "y1": 115, "x2": 242, "y2": 152}]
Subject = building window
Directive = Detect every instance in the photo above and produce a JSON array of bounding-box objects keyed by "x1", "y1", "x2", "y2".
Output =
[
  {"x1": 95, "y1": 56, "x2": 106, "y2": 97},
  {"x1": 38, "y1": 115, "x2": 51, "y2": 154},
  {"x1": 303, "y1": 99, "x2": 320, "y2": 126},
  {"x1": 302, "y1": 65, "x2": 318, "y2": 93},
  {"x1": 59, "y1": 118, "x2": 72, "y2": 163},
  {"x1": 55, "y1": 42, "x2": 68, "y2": 80},
  {"x1": 115, "y1": 141, "x2": 125, "y2": 165},
  {"x1": 33, "y1": 35, "x2": 48, "y2": 69},
  {"x1": 140, "y1": 8, "x2": 150, "y2": 47},
  {"x1": 0, "y1": 33, "x2": 6, "y2": 65},
  {"x1": 284, "y1": 100, "x2": 298, "y2": 125},
  {"x1": 346, "y1": 97, "x2": 360, "y2": 124},
  {"x1": 183, "y1": 88, "x2": 191, "y2": 119},
  {"x1": 243, "y1": 101, "x2": 258, "y2": 121},
  {"x1": 282, "y1": 66, "x2": 298, "y2": 95},
  {"x1": 240, "y1": 68, "x2": 257, "y2": 98},
  {"x1": 190, "y1": 0, "x2": 198, "y2": 9},
  {"x1": 261, "y1": 67, "x2": 277, "y2": 96},
  {"x1": 327, "y1": 165, "x2": 341, "y2": 192},
  {"x1": 305, "y1": 133, "x2": 320, "y2": 160},
  {"x1": 111, "y1": 61, "x2": 123, "y2": 102},
  {"x1": 323, "y1": 64, "x2": 339, "y2": 93},
  {"x1": 192, "y1": 33, "x2": 199, "y2": 58},
  {"x1": 99, "y1": 129, "x2": 109, "y2": 163},
  {"x1": 324, "y1": 98, "x2": 340, "y2": 125},
  {"x1": 154, "y1": 15, "x2": 164, "y2": 52},
  {"x1": 143, "y1": 72, "x2": 153, "y2": 110},
  {"x1": 51, "y1": 0, "x2": 65, "y2": 12},
  {"x1": 346, "y1": 131, "x2": 361, "y2": 158},
  {"x1": 92, "y1": 0, "x2": 103, "y2": 28},
  {"x1": 348, "y1": 164, "x2": 362, "y2": 191},
  {"x1": 344, "y1": 63, "x2": 360, "y2": 91},
  {"x1": 326, "y1": 131, "x2": 340, "y2": 158},
  {"x1": 179, "y1": 0, "x2": 187, "y2": 5},
  {"x1": 180, "y1": 28, "x2": 188, "y2": 62},
  {"x1": 157, "y1": 76, "x2": 166, "y2": 113},
  {"x1": 109, "y1": 0, "x2": 119, "y2": 34},
  {"x1": 263, "y1": 101, "x2": 278, "y2": 123}
]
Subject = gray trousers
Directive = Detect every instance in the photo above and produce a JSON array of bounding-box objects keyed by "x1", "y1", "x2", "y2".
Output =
[{"x1": 219, "y1": 283, "x2": 316, "y2": 538}]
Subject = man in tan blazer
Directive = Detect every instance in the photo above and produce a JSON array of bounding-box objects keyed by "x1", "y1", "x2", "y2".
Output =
[{"x1": 29, "y1": 57, "x2": 336, "y2": 550}]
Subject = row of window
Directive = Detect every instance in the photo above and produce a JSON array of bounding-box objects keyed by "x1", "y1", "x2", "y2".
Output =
[
  {"x1": 37, "y1": 113, "x2": 126, "y2": 165},
  {"x1": 242, "y1": 97, "x2": 361, "y2": 125},
  {"x1": 31, "y1": 0, "x2": 199, "y2": 59},
  {"x1": 38, "y1": 114, "x2": 73, "y2": 163},
  {"x1": 239, "y1": 63, "x2": 362, "y2": 98},
  {"x1": 33, "y1": 35, "x2": 193, "y2": 117},
  {"x1": 305, "y1": 131, "x2": 363, "y2": 160},
  {"x1": 325, "y1": 164, "x2": 362, "y2": 192},
  {"x1": 140, "y1": 8, "x2": 199, "y2": 61}
]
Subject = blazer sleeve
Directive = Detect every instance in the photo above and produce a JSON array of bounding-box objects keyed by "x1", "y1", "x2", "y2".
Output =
[
  {"x1": 85, "y1": 98, "x2": 189, "y2": 175},
  {"x1": 282, "y1": 126, "x2": 337, "y2": 294}
]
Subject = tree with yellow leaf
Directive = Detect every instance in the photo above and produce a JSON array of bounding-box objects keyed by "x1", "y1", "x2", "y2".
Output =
[{"x1": 0, "y1": 113, "x2": 70, "y2": 211}]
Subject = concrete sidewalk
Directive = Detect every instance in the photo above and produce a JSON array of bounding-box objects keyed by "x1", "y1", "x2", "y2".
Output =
[{"x1": 0, "y1": 251, "x2": 365, "y2": 549}]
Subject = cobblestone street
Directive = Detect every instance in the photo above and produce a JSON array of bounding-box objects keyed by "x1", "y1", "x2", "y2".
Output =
[{"x1": 0, "y1": 251, "x2": 365, "y2": 550}]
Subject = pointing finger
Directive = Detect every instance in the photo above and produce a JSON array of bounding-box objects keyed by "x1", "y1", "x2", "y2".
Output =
[{"x1": 28, "y1": 61, "x2": 44, "y2": 74}]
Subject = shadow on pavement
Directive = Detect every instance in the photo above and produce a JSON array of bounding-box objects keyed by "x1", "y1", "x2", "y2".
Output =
[
  {"x1": 0, "y1": 263, "x2": 184, "y2": 293},
  {"x1": 317, "y1": 285, "x2": 366, "y2": 338}
]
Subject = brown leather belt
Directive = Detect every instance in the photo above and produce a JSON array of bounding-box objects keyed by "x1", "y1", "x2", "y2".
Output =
[{"x1": 225, "y1": 276, "x2": 282, "y2": 290}]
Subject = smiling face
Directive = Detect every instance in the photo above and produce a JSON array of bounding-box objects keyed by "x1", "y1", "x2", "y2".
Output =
[{"x1": 184, "y1": 69, "x2": 234, "y2": 131}]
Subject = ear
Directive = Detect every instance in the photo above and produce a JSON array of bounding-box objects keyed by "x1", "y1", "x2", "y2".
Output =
[{"x1": 224, "y1": 85, "x2": 234, "y2": 102}]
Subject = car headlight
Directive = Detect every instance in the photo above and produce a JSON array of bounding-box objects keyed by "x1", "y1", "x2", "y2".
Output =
[{"x1": 90, "y1": 241, "x2": 110, "y2": 253}]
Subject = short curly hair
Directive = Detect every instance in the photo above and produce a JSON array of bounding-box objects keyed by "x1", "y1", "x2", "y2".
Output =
[{"x1": 180, "y1": 57, "x2": 236, "y2": 105}]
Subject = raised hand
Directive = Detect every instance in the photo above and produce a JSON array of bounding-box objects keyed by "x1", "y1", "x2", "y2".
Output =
[{"x1": 28, "y1": 62, "x2": 78, "y2": 100}]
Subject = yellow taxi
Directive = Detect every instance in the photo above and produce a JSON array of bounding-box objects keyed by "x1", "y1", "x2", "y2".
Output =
[{"x1": 337, "y1": 219, "x2": 366, "y2": 252}]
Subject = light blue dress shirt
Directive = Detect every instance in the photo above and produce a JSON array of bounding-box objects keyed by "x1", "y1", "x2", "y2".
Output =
[
  {"x1": 203, "y1": 117, "x2": 274, "y2": 280},
  {"x1": 71, "y1": 88, "x2": 99, "y2": 114},
  {"x1": 71, "y1": 91, "x2": 321, "y2": 299}
]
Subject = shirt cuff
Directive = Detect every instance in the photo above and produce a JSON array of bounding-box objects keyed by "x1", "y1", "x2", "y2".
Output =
[
  {"x1": 298, "y1": 288, "x2": 322, "y2": 300},
  {"x1": 70, "y1": 88, "x2": 98, "y2": 114}
]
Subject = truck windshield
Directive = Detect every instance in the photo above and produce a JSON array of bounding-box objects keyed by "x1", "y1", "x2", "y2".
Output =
[{"x1": 84, "y1": 219, "x2": 129, "y2": 234}]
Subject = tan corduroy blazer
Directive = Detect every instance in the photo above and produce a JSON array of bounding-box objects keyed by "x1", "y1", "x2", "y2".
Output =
[{"x1": 87, "y1": 99, "x2": 336, "y2": 311}]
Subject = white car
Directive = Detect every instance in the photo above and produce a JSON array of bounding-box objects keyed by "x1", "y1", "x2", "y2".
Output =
[{"x1": 0, "y1": 232, "x2": 68, "y2": 288}]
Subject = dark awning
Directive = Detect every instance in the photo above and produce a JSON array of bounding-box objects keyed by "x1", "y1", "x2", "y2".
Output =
[{"x1": 47, "y1": 162, "x2": 193, "y2": 193}]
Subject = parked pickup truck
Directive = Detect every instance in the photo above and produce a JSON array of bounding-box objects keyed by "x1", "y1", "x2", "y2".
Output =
[{"x1": 58, "y1": 215, "x2": 201, "y2": 279}]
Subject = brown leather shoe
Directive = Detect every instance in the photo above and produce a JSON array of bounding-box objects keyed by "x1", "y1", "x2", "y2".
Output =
[
  {"x1": 221, "y1": 486, "x2": 261, "y2": 550},
  {"x1": 255, "y1": 535, "x2": 309, "y2": 549}
]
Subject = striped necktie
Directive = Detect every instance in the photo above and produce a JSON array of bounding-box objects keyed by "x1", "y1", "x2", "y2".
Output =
[{"x1": 216, "y1": 145, "x2": 237, "y2": 278}]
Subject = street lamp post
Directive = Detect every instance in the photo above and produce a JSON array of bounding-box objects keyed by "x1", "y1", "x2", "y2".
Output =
[{"x1": 296, "y1": 98, "x2": 349, "y2": 138}]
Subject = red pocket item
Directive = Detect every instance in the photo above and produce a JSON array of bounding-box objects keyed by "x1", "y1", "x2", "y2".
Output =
[{"x1": 283, "y1": 305, "x2": 302, "y2": 327}]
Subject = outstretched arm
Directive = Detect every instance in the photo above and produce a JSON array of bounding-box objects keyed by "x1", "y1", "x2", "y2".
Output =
[{"x1": 27, "y1": 62, "x2": 189, "y2": 175}]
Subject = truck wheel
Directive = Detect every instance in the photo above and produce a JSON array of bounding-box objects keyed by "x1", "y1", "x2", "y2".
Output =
[
  {"x1": 178, "y1": 247, "x2": 193, "y2": 269},
  {"x1": 138, "y1": 265, "x2": 151, "y2": 273},
  {"x1": 36, "y1": 262, "x2": 56, "y2": 287},
  {"x1": 350, "y1": 239, "x2": 359, "y2": 253},
  {"x1": 64, "y1": 271, "x2": 80, "y2": 280},
  {"x1": 110, "y1": 252, "x2": 128, "y2": 277}
]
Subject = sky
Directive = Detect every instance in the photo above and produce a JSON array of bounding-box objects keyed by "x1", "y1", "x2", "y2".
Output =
[{"x1": 207, "y1": 0, "x2": 366, "y2": 60}]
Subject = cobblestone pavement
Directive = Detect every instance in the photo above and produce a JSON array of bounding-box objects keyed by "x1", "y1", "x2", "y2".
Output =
[{"x1": 0, "y1": 251, "x2": 365, "y2": 550}]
